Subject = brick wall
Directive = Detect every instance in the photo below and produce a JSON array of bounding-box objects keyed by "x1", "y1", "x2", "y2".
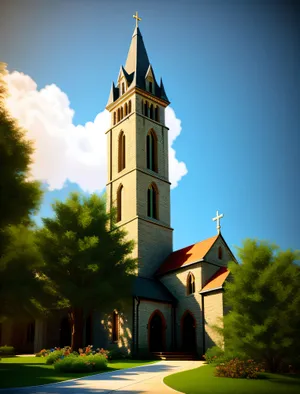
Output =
[
  {"x1": 137, "y1": 299, "x2": 172, "y2": 353},
  {"x1": 160, "y1": 264, "x2": 204, "y2": 356},
  {"x1": 203, "y1": 291, "x2": 224, "y2": 351}
]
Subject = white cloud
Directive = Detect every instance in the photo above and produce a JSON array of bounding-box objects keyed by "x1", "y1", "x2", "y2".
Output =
[
  {"x1": 165, "y1": 106, "x2": 188, "y2": 189},
  {"x1": 4, "y1": 71, "x2": 187, "y2": 192}
]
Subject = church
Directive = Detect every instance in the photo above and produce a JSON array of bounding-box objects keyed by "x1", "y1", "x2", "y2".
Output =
[{"x1": 0, "y1": 14, "x2": 236, "y2": 358}]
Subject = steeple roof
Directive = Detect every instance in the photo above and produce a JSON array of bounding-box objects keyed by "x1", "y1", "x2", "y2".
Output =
[
  {"x1": 124, "y1": 26, "x2": 150, "y2": 87},
  {"x1": 106, "y1": 24, "x2": 170, "y2": 106}
]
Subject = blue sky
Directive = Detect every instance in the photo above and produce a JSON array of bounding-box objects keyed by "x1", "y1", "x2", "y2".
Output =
[{"x1": 1, "y1": 0, "x2": 299, "y2": 254}]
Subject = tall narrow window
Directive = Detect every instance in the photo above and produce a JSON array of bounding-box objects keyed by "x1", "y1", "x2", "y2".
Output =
[
  {"x1": 121, "y1": 106, "x2": 124, "y2": 119},
  {"x1": 147, "y1": 184, "x2": 158, "y2": 219},
  {"x1": 149, "y1": 81, "x2": 153, "y2": 93},
  {"x1": 118, "y1": 132, "x2": 125, "y2": 172},
  {"x1": 146, "y1": 131, "x2": 157, "y2": 172},
  {"x1": 218, "y1": 246, "x2": 223, "y2": 260},
  {"x1": 122, "y1": 82, "x2": 125, "y2": 95},
  {"x1": 149, "y1": 104, "x2": 154, "y2": 119},
  {"x1": 113, "y1": 112, "x2": 116, "y2": 125},
  {"x1": 187, "y1": 273, "x2": 195, "y2": 295},
  {"x1": 112, "y1": 310, "x2": 119, "y2": 342},
  {"x1": 155, "y1": 106, "x2": 159, "y2": 122},
  {"x1": 117, "y1": 185, "x2": 123, "y2": 222},
  {"x1": 117, "y1": 108, "x2": 120, "y2": 122},
  {"x1": 128, "y1": 100, "x2": 132, "y2": 113},
  {"x1": 125, "y1": 102, "x2": 128, "y2": 116},
  {"x1": 144, "y1": 101, "x2": 148, "y2": 116}
]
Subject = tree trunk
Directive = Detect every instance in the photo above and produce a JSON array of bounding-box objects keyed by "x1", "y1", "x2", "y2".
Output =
[
  {"x1": 69, "y1": 308, "x2": 84, "y2": 351},
  {"x1": 265, "y1": 353, "x2": 281, "y2": 373}
]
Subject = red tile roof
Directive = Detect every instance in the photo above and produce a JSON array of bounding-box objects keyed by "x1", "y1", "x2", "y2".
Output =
[
  {"x1": 201, "y1": 266, "x2": 230, "y2": 293},
  {"x1": 156, "y1": 235, "x2": 219, "y2": 276}
]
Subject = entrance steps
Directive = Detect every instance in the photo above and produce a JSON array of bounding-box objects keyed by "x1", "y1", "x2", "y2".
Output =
[{"x1": 152, "y1": 351, "x2": 197, "y2": 361}]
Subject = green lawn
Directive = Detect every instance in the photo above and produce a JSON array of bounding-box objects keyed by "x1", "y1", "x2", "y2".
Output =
[
  {"x1": 164, "y1": 364, "x2": 300, "y2": 394},
  {"x1": 0, "y1": 356, "x2": 157, "y2": 389}
]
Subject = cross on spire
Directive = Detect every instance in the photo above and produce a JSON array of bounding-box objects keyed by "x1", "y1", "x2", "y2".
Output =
[
  {"x1": 212, "y1": 210, "x2": 224, "y2": 234},
  {"x1": 133, "y1": 11, "x2": 142, "y2": 28}
]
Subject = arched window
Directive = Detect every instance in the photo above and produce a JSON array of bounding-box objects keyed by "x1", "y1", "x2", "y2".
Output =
[
  {"x1": 117, "y1": 108, "x2": 120, "y2": 122},
  {"x1": 218, "y1": 246, "x2": 223, "y2": 260},
  {"x1": 144, "y1": 101, "x2": 148, "y2": 116},
  {"x1": 147, "y1": 183, "x2": 158, "y2": 219},
  {"x1": 113, "y1": 112, "x2": 116, "y2": 125},
  {"x1": 149, "y1": 104, "x2": 154, "y2": 119},
  {"x1": 125, "y1": 102, "x2": 128, "y2": 116},
  {"x1": 155, "y1": 106, "x2": 160, "y2": 122},
  {"x1": 146, "y1": 130, "x2": 157, "y2": 172},
  {"x1": 128, "y1": 100, "x2": 132, "y2": 114},
  {"x1": 149, "y1": 81, "x2": 153, "y2": 93},
  {"x1": 121, "y1": 106, "x2": 124, "y2": 119},
  {"x1": 117, "y1": 185, "x2": 123, "y2": 222},
  {"x1": 187, "y1": 273, "x2": 195, "y2": 295},
  {"x1": 112, "y1": 310, "x2": 119, "y2": 342},
  {"x1": 122, "y1": 82, "x2": 125, "y2": 95},
  {"x1": 118, "y1": 132, "x2": 125, "y2": 172}
]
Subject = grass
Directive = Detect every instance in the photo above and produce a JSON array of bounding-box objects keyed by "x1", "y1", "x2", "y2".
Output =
[
  {"x1": 164, "y1": 364, "x2": 300, "y2": 394},
  {"x1": 0, "y1": 356, "x2": 157, "y2": 389}
]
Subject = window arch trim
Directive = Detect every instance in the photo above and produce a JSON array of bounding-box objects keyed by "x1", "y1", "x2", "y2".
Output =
[
  {"x1": 147, "y1": 182, "x2": 159, "y2": 220},
  {"x1": 187, "y1": 272, "x2": 195, "y2": 295},
  {"x1": 146, "y1": 129, "x2": 158, "y2": 172},
  {"x1": 118, "y1": 131, "x2": 126, "y2": 172},
  {"x1": 117, "y1": 184, "x2": 123, "y2": 222},
  {"x1": 112, "y1": 310, "x2": 119, "y2": 342}
]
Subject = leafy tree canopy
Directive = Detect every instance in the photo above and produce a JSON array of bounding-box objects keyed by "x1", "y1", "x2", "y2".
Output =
[
  {"x1": 0, "y1": 63, "x2": 42, "y2": 231},
  {"x1": 0, "y1": 225, "x2": 54, "y2": 322},
  {"x1": 36, "y1": 192, "x2": 137, "y2": 349},
  {"x1": 0, "y1": 63, "x2": 44, "y2": 321},
  {"x1": 223, "y1": 239, "x2": 300, "y2": 372}
]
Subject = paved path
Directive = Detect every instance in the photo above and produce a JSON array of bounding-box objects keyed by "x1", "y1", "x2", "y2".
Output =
[{"x1": 3, "y1": 360, "x2": 205, "y2": 394}]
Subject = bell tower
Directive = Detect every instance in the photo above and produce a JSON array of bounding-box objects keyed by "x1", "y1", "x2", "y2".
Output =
[{"x1": 105, "y1": 19, "x2": 173, "y2": 277}]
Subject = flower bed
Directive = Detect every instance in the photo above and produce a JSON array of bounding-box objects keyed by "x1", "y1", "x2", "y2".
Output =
[
  {"x1": 215, "y1": 358, "x2": 265, "y2": 379},
  {"x1": 54, "y1": 354, "x2": 107, "y2": 372},
  {"x1": 35, "y1": 345, "x2": 109, "y2": 372}
]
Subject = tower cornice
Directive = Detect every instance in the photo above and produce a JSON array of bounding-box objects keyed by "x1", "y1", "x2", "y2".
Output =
[
  {"x1": 106, "y1": 86, "x2": 170, "y2": 112},
  {"x1": 106, "y1": 167, "x2": 171, "y2": 187}
]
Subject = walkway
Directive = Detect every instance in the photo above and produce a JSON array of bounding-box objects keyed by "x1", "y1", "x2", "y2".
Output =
[{"x1": 4, "y1": 360, "x2": 205, "y2": 394}]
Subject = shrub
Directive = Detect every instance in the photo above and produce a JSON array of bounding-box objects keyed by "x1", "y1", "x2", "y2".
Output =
[
  {"x1": 46, "y1": 349, "x2": 64, "y2": 365},
  {"x1": 0, "y1": 346, "x2": 15, "y2": 355},
  {"x1": 215, "y1": 358, "x2": 265, "y2": 379},
  {"x1": 54, "y1": 354, "x2": 108, "y2": 373},
  {"x1": 203, "y1": 346, "x2": 224, "y2": 364},
  {"x1": 35, "y1": 348, "x2": 49, "y2": 357},
  {"x1": 204, "y1": 346, "x2": 249, "y2": 366},
  {"x1": 108, "y1": 348, "x2": 130, "y2": 360}
]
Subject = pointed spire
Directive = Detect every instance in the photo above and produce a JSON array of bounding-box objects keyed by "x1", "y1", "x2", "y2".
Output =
[
  {"x1": 145, "y1": 64, "x2": 155, "y2": 80},
  {"x1": 106, "y1": 22, "x2": 170, "y2": 107},
  {"x1": 124, "y1": 26, "x2": 150, "y2": 88},
  {"x1": 107, "y1": 82, "x2": 117, "y2": 106},
  {"x1": 160, "y1": 78, "x2": 169, "y2": 103}
]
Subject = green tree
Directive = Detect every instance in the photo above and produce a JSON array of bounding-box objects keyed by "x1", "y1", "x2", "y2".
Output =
[
  {"x1": 0, "y1": 225, "x2": 55, "y2": 321},
  {"x1": 0, "y1": 63, "x2": 42, "y2": 236},
  {"x1": 36, "y1": 192, "x2": 136, "y2": 350},
  {"x1": 0, "y1": 63, "x2": 44, "y2": 321},
  {"x1": 223, "y1": 239, "x2": 300, "y2": 372}
]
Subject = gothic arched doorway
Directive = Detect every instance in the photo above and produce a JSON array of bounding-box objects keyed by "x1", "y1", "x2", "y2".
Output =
[
  {"x1": 148, "y1": 310, "x2": 166, "y2": 352},
  {"x1": 181, "y1": 311, "x2": 196, "y2": 351}
]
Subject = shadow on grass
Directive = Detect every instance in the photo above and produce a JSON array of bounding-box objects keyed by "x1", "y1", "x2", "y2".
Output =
[{"x1": 0, "y1": 359, "x2": 174, "y2": 391}]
